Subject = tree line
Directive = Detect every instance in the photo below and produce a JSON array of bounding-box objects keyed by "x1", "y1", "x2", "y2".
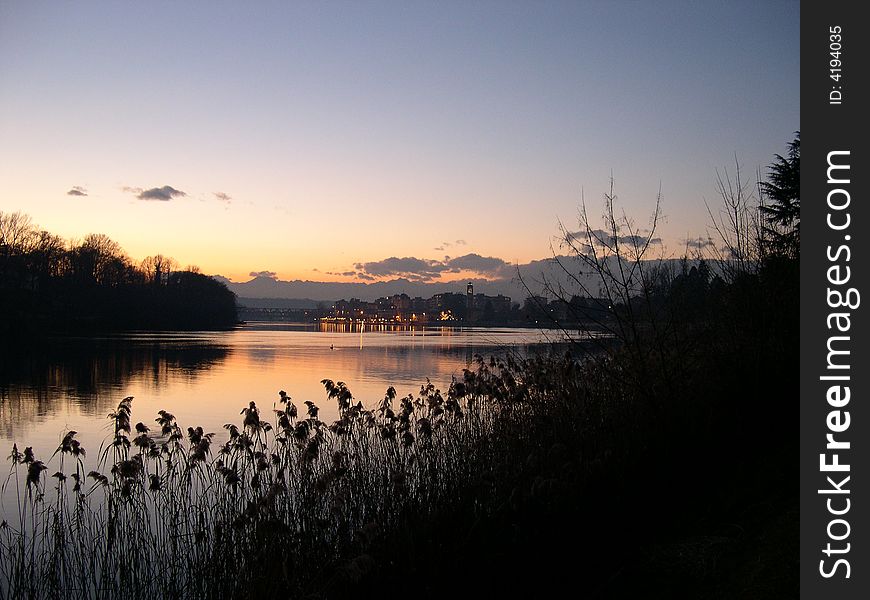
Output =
[{"x1": 0, "y1": 214, "x2": 237, "y2": 335}]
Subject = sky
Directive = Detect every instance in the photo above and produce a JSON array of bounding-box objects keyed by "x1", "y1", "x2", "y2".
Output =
[{"x1": 0, "y1": 1, "x2": 799, "y2": 284}]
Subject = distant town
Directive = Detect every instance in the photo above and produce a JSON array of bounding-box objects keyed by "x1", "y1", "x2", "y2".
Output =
[{"x1": 238, "y1": 282, "x2": 609, "y2": 327}]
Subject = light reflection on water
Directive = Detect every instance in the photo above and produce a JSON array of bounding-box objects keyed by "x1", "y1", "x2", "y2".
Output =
[{"x1": 0, "y1": 323, "x2": 561, "y2": 465}]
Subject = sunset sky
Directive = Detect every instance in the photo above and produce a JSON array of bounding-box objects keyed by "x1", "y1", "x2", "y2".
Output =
[{"x1": 0, "y1": 1, "x2": 799, "y2": 284}]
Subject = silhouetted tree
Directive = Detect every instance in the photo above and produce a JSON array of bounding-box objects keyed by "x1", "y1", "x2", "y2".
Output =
[
  {"x1": 0, "y1": 211, "x2": 37, "y2": 288},
  {"x1": 141, "y1": 254, "x2": 178, "y2": 286},
  {"x1": 28, "y1": 230, "x2": 66, "y2": 284},
  {"x1": 704, "y1": 157, "x2": 763, "y2": 280},
  {"x1": 0, "y1": 211, "x2": 36, "y2": 254},
  {"x1": 0, "y1": 212, "x2": 236, "y2": 333},
  {"x1": 77, "y1": 234, "x2": 130, "y2": 286},
  {"x1": 759, "y1": 132, "x2": 800, "y2": 258},
  {"x1": 163, "y1": 271, "x2": 238, "y2": 328}
]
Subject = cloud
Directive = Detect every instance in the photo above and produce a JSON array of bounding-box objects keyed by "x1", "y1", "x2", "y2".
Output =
[
  {"x1": 124, "y1": 185, "x2": 186, "y2": 201},
  {"x1": 567, "y1": 229, "x2": 661, "y2": 248},
  {"x1": 620, "y1": 235, "x2": 662, "y2": 246},
  {"x1": 249, "y1": 270, "x2": 278, "y2": 279},
  {"x1": 352, "y1": 253, "x2": 512, "y2": 282},
  {"x1": 455, "y1": 239, "x2": 467, "y2": 245},
  {"x1": 444, "y1": 253, "x2": 511, "y2": 275},
  {"x1": 562, "y1": 232, "x2": 594, "y2": 255},
  {"x1": 354, "y1": 257, "x2": 448, "y2": 282},
  {"x1": 137, "y1": 185, "x2": 186, "y2": 201},
  {"x1": 214, "y1": 191, "x2": 232, "y2": 203},
  {"x1": 683, "y1": 237, "x2": 716, "y2": 251},
  {"x1": 67, "y1": 186, "x2": 88, "y2": 197}
]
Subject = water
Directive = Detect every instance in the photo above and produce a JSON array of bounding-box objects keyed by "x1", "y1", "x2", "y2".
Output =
[{"x1": 0, "y1": 323, "x2": 562, "y2": 468}]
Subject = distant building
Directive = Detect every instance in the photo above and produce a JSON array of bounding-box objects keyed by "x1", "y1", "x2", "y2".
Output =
[
  {"x1": 322, "y1": 284, "x2": 512, "y2": 324},
  {"x1": 391, "y1": 293, "x2": 411, "y2": 312}
]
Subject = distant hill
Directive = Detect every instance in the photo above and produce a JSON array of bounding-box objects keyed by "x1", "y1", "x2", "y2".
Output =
[
  {"x1": 214, "y1": 257, "x2": 700, "y2": 304},
  {"x1": 213, "y1": 275, "x2": 527, "y2": 303},
  {"x1": 236, "y1": 297, "x2": 324, "y2": 309}
]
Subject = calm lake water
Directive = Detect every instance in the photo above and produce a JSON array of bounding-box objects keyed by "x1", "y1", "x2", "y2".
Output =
[{"x1": 0, "y1": 323, "x2": 562, "y2": 469}]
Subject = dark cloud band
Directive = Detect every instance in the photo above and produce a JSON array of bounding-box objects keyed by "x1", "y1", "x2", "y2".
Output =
[{"x1": 353, "y1": 253, "x2": 511, "y2": 282}]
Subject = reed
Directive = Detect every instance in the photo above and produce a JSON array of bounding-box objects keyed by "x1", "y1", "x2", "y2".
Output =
[{"x1": 1, "y1": 350, "x2": 599, "y2": 599}]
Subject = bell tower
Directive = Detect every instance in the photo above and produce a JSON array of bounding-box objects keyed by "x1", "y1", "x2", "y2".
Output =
[{"x1": 466, "y1": 282, "x2": 473, "y2": 319}]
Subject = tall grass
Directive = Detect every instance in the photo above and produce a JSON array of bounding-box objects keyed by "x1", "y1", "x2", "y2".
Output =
[{"x1": 1, "y1": 351, "x2": 601, "y2": 599}]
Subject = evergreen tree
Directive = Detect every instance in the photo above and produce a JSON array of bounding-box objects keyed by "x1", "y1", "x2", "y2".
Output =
[{"x1": 759, "y1": 132, "x2": 800, "y2": 258}]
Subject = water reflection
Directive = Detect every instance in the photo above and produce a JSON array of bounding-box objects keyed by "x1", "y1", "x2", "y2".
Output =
[
  {"x1": 0, "y1": 336, "x2": 231, "y2": 438},
  {"x1": 0, "y1": 324, "x2": 555, "y2": 465}
]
